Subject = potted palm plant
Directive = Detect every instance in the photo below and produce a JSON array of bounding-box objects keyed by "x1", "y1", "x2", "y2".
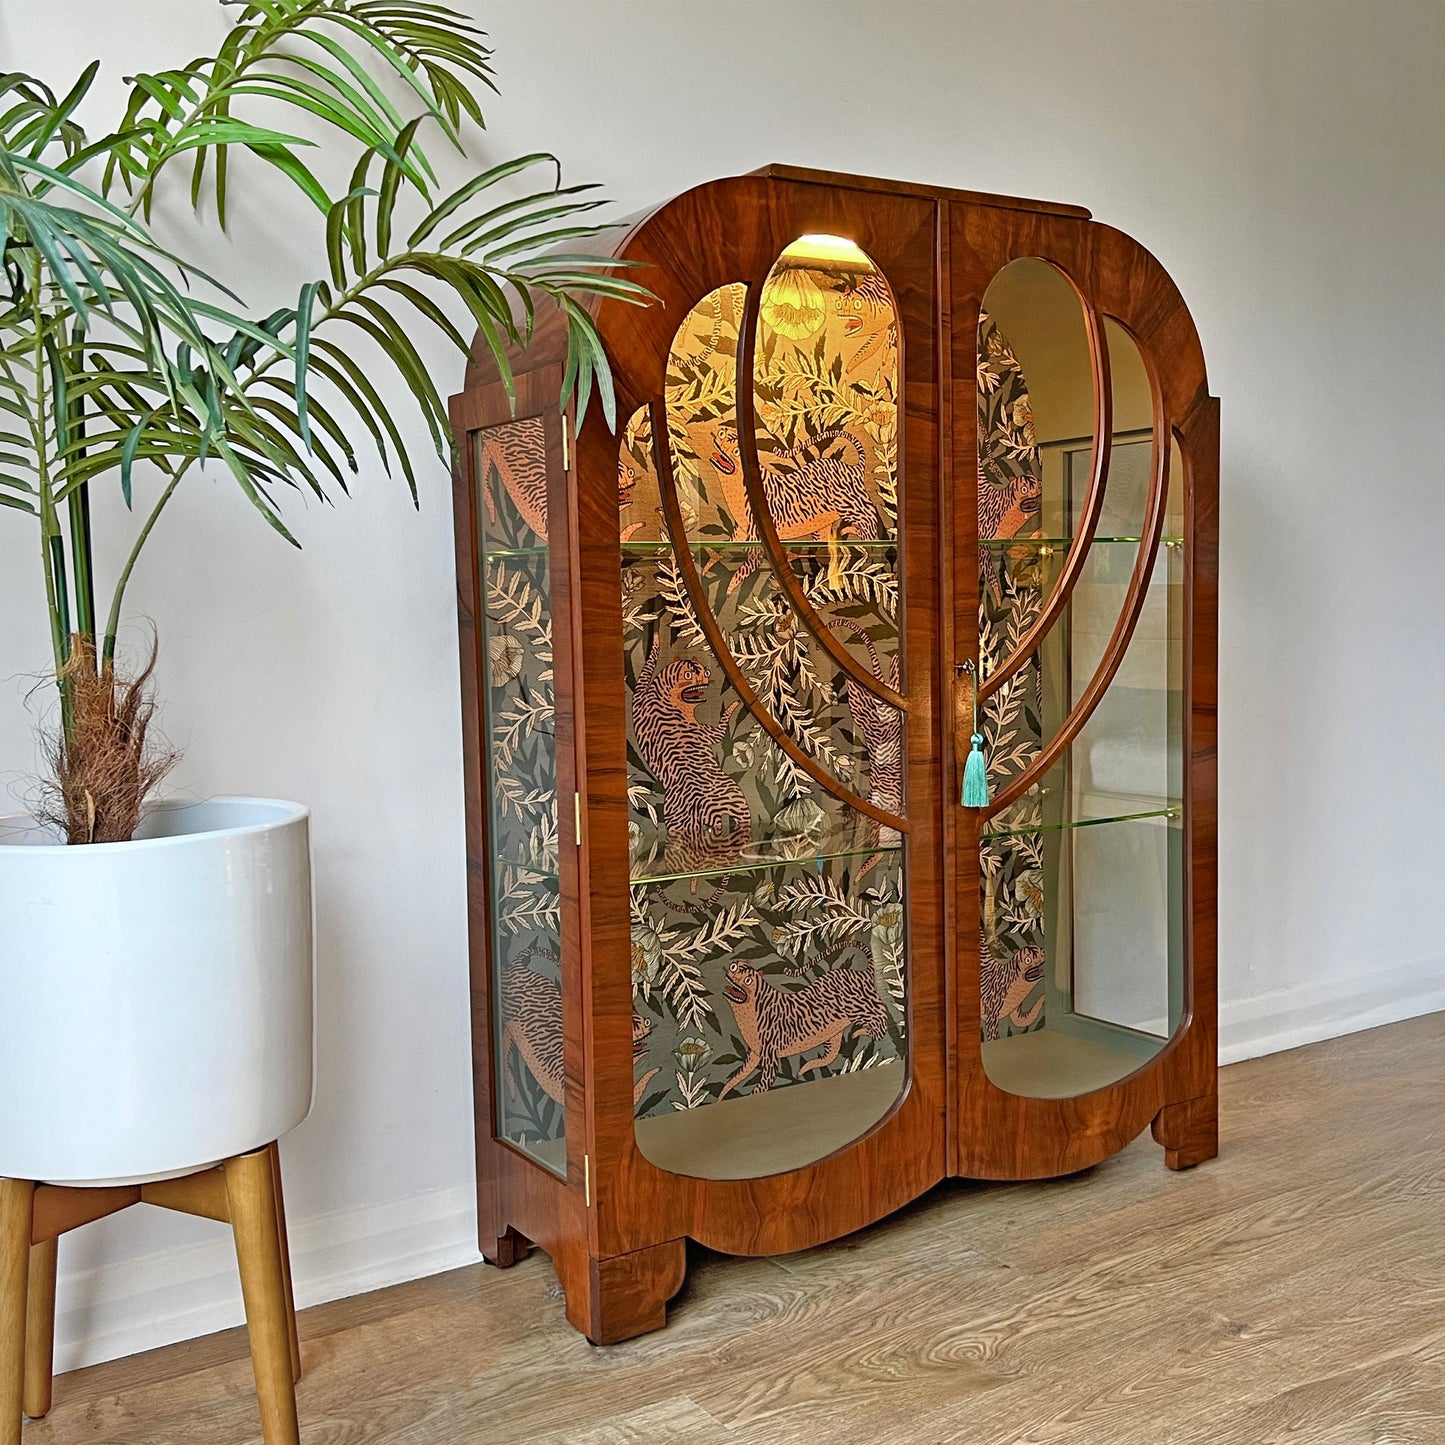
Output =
[{"x1": 0, "y1": 0, "x2": 643, "y2": 1187}]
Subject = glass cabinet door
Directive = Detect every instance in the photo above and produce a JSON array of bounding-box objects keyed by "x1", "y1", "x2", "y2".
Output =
[
  {"x1": 474, "y1": 416, "x2": 567, "y2": 1174},
  {"x1": 976, "y1": 259, "x2": 1184, "y2": 1099},
  {"x1": 620, "y1": 237, "x2": 910, "y2": 1179}
]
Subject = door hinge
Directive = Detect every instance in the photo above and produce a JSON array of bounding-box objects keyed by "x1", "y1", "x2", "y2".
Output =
[
  {"x1": 583, "y1": 1152, "x2": 591, "y2": 1206},
  {"x1": 574, "y1": 791, "x2": 582, "y2": 846}
]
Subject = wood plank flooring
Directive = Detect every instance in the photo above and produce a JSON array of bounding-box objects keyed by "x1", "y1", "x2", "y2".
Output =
[{"x1": 22, "y1": 1013, "x2": 1445, "y2": 1444}]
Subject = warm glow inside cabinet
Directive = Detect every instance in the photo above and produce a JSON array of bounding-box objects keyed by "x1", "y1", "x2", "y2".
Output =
[{"x1": 451, "y1": 165, "x2": 1218, "y2": 1343}]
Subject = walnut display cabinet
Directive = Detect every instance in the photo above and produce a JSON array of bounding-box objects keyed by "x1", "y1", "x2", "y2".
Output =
[{"x1": 449, "y1": 165, "x2": 1218, "y2": 1344}]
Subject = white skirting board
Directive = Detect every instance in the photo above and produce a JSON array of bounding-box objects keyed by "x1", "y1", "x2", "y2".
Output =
[
  {"x1": 51, "y1": 1183, "x2": 481, "y2": 1375},
  {"x1": 51, "y1": 959, "x2": 1445, "y2": 1376},
  {"x1": 1217, "y1": 957, "x2": 1445, "y2": 1065}
]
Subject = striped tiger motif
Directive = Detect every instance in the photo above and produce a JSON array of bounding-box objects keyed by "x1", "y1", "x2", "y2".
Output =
[
  {"x1": 830, "y1": 617, "x2": 903, "y2": 844},
  {"x1": 832, "y1": 270, "x2": 897, "y2": 374},
  {"x1": 632, "y1": 640, "x2": 750, "y2": 867},
  {"x1": 502, "y1": 961, "x2": 660, "y2": 1107},
  {"x1": 979, "y1": 469, "x2": 1042, "y2": 605},
  {"x1": 979, "y1": 468, "x2": 1041, "y2": 543},
  {"x1": 718, "y1": 959, "x2": 889, "y2": 1098},
  {"x1": 632, "y1": 1012, "x2": 660, "y2": 1106},
  {"x1": 707, "y1": 425, "x2": 882, "y2": 593},
  {"x1": 499, "y1": 961, "x2": 564, "y2": 1104},
  {"x1": 980, "y1": 938, "x2": 1045, "y2": 1041},
  {"x1": 480, "y1": 423, "x2": 549, "y2": 540}
]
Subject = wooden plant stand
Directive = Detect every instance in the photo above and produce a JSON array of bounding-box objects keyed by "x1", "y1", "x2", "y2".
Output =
[{"x1": 0, "y1": 1142, "x2": 301, "y2": 1445}]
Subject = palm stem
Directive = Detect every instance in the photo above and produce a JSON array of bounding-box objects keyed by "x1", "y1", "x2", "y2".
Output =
[
  {"x1": 27, "y1": 262, "x2": 71, "y2": 737},
  {"x1": 102, "y1": 459, "x2": 192, "y2": 662},
  {"x1": 66, "y1": 482, "x2": 95, "y2": 649},
  {"x1": 65, "y1": 320, "x2": 97, "y2": 654}
]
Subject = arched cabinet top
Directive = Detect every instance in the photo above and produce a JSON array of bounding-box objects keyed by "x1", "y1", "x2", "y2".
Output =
[{"x1": 460, "y1": 164, "x2": 1209, "y2": 429}]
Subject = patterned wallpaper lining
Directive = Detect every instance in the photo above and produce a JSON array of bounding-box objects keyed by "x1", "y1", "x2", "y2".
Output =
[
  {"x1": 481, "y1": 267, "x2": 1052, "y2": 1159},
  {"x1": 621, "y1": 254, "x2": 907, "y2": 1121},
  {"x1": 977, "y1": 313, "x2": 1049, "y2": 1042}
]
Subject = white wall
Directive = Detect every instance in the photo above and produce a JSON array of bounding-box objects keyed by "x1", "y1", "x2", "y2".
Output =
[{"x1": 1, "y1": 0, "x2": 1442, "y2": 1370}]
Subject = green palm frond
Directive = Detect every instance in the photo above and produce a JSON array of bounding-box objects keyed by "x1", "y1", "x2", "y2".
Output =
[
  {"x1": 2, "y1": 1, "x2": 652, "y2": 710},
  {"x1": 103, "y1": 0, "x2": 496, "y2": 223},
  {"x1": 0, "y1": 64, "x2": 95, "y2": 163}
]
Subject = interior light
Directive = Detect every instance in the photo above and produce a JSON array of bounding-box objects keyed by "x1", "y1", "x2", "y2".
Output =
[{"x1": 781, "y1": 233, "x2": 871, "y2": 266}]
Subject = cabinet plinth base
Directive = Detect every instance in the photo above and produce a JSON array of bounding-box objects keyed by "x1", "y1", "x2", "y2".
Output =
[
  {"x1": 1152, "y1": 1094, "x2": 1219, "y2": 1170},
  {"x1": 555, "y1": 1240, "x2": 687, "y2": 1346},
  {"x1": 481, "y1": 1226, "x2": 533, "y2": 1269}
]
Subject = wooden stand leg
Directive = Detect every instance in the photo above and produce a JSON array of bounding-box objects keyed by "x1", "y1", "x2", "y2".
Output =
[
  {"x1": 225, "y1": 1149, "x2": 301, "y2": 1445},
  {"x1": 23, "y1": 1237, "x2": 57, "y2": 1420},
  {"x1": 1152, "y1": 1094, "x2": 1219, "y2": 1170},
  {"x1": 560, "y1": 1239, "x2": 687, "y2": 1346},
  {"x1": 0, "y1": 1179, "x2": 36, "y2": 1445},
  {"x1": 266, "y1": 1144, "x2": 301, "y2": 1386}
]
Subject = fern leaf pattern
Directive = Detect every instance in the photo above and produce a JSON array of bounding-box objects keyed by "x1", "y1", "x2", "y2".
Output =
[
  {"x1": 977, "y1": 312, "x2": 1048, "y2": 1041},
  {"x1": 620, "y1": 256, "x2": 909, "y2": 1118}
]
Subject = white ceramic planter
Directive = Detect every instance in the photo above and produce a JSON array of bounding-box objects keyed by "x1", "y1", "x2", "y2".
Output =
[{"x1": 0, "y1": 797, "x2": 313, "y2": 1186}]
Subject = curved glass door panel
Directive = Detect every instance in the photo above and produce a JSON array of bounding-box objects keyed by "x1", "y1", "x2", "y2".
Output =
[
  {"x1": 663, "y1": 282, "x2": 748, "y2": 540},
  {"x1": 475, "y1": 418, "x2": 565, "y2": 1175},
  {"x1": 754, "y1": 237, "x2": 902, "y2": 692},
  {"x1": 979, "y1": 314, "x2": 1177, "y2": 789},
  {"x1": 977, "y1": 257, "x2": 1094, "y2": 694},
  {"x1": 624, "y1": 272, "x2": 908, "y2": 1179},
  {"x1": 638, "y1": 282, "x2": 903, "y2": 804},
  {"x1": 975, "y1": 258, "x2": 1183, "y2": 1100},
  {"x1": 979, "y1": 436, "x2": 1185, "y2": 1099}
]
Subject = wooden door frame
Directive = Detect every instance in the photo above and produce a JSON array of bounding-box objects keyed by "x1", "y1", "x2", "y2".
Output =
[
  {"x1": 576, "y1": 175, "x2": 949, "y2": 1262},
  {"x1": 946, "y1": 202, "x2": 1219, "y2": 1180}
]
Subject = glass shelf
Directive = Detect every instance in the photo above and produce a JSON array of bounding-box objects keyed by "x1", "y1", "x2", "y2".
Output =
[
  {"x1": 492, "y1": 857, "x2": 560, "y2": 880},
  {"x1": 484, "y1": 545, "x2": 549, "y2": 560},
  {"x1": 621, "y1": 538, "x2": 898, "y2": 554},
  {"x1": 631, "y1": 842, "x2": 900, "y2": 889},
  {"x1": 497, "y1": 840, "x2": 903, "y2": 889},
  {"x1": 983, "y1": 790, "x2": 1181, "y2": 840},
  {"x1": 980, "y1": 1030, "x2": 1147, "y2": 1099},
  {"x1": 633, "y1": 1062, "x2": 902, "y2": 1180},
  {"x1": 979, "y1": 535, "x2": 1183, "y2": 549},
  {"x1": 629, "y1": 790, "x2": 898, "y2": 885}
]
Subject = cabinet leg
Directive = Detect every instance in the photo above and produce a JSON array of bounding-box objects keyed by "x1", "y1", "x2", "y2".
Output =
[
  {"x1": 1152, "y1": 1094, "x2": 1219, "y2": 1170},
  {"x1": 560, "y1": 1240, "x2": 687, "y2": 1345},
  {"x1": 225, "y1": 1149, "x2": 301, "y2": 1445},
  {"x1": 481, "y1": 1226, "x2": 533, "y2": 1269},
  {"x1": 0, "y1": 1180, "x2": 35, "y2": 1445},
  {"x1": 23, "y1": 1237, "x2": 57, "y2": 1419}
]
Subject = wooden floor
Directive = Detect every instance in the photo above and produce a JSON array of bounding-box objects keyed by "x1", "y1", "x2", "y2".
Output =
[{"x1": 23, "y1": 1013, "x2": 1445, "y2": 1444}]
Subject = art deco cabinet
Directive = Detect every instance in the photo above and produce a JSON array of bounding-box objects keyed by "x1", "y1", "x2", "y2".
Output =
[{"x1": 449, "y1": 165, "x2": 1218, "y2": 1343}]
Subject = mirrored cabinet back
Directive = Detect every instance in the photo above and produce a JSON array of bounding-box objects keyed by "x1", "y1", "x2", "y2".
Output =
[{"x1": 449, "y1": 165, "x2": 1218, "y2": 1344}]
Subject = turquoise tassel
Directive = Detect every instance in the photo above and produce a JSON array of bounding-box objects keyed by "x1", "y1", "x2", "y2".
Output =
[
  {"x1": 963, "y1": 732, "x2": 990, "y2": 807},
  {"x1": 959, "y1": 659, "x2": 990, "y2": 807}
]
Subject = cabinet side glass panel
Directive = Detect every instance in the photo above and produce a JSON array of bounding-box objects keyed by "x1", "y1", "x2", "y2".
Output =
[
  {"x1": 474, "y1": 418, "x2": 565, "y2": 1175},
  {"x1": 977, "y1": 275, "x2": 1184, "y2": 1099},
  {"x1": 624, "y1": 249, "x2": 908, "y2": 1180}
]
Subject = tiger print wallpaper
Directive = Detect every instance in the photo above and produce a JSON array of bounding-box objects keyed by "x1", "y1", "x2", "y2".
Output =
[
  {"x1": 474, "y1": 418, "x2": 567, "y2": 1161},
  {"x1": 977, "y1": 313, "x2": 1049, "y2": 1043},
  {"x1": 480, "y1": 264, "x2": 1051, "y2": 1161},
  {"x1": 620, "y1": 253, "x2": 908, "y2": 1123}
]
